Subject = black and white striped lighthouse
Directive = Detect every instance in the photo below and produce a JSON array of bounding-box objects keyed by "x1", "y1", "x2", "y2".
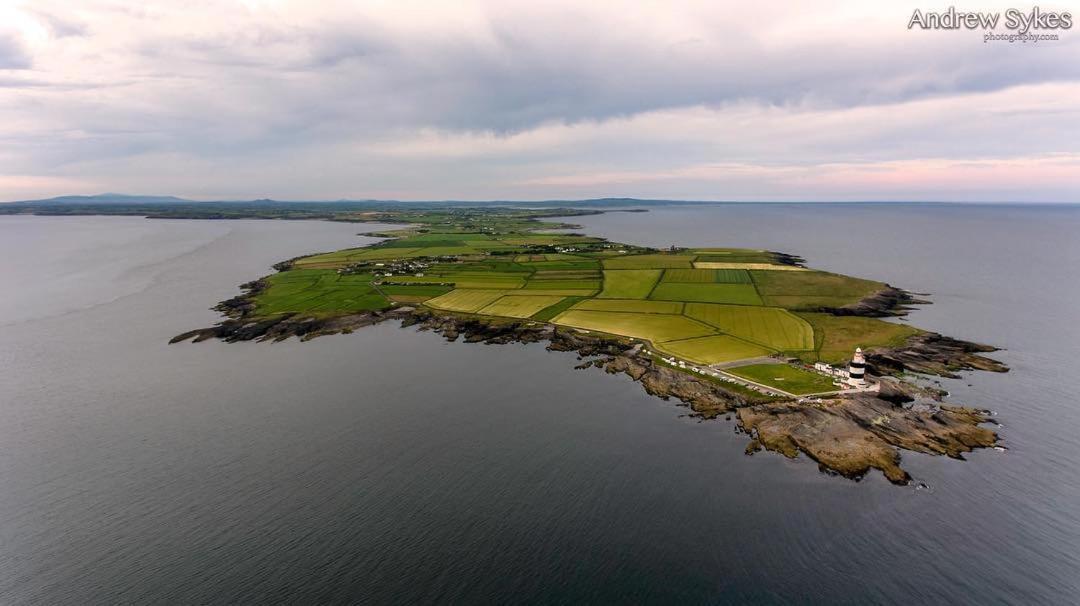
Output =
[{"x1": 848, "y1": 347, "x2": 867, "y2": 386}]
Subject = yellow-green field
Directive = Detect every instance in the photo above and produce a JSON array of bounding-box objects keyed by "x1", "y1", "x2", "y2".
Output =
[
  {"x1": 795, "y1": 313, "x2": 920, "y2": 365},
  {"x1": 478, "y1": 295, "x2": 566, "y2": 318},
  {"x1": 598, "y1": 270, "x2": 662, "y2": 299},
  {"x1": 657, "y1": 336, "x2": 773, "y2": 365},
  {"x1": 552, "y1": 310, "x2": 715, "y2": 343},
  {"x1": 603, "y1": 254, "x2": 696, "y2": 269},
  {"x1": 725, "y1": 363, "x2": 839, "y2": 395},
  {"x1": 683, "y1": 303, "x2": 814, "y2": 351},
  {"x1": 694, "y1": 262, "x2": 808, "y2": 271},
  {"x1": 752, "y1": 270, "x2": 884, "y2": 309},
  {"x1": 649, "y1": 283, "x2": 763, "y2": 305},
  {"x1": 244, "y1": 215, "x2": 916, "y2": 369},
  {"x1": 511, "y1": 288, "x2": 598, "y2": 296},
  {"x1": 426, "y1": 289, "x2": 509, "y2": 313},
  {"x1": 573, "y1": 299, "x2": 684, "y2": 314}
]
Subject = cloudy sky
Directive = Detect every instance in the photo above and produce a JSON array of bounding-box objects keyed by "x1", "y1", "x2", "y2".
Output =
[{"x1": 2, "y1": 0, "x2": 1079, "y2": 202}]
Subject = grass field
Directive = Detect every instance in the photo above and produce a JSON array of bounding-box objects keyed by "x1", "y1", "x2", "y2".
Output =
[
  {"x1": 379, "y1": 284, "x2": 453, "y2": 299},
  {"x1": 752, "y1": 270, "x2": 883, "y2": 309},
  {"x1": 530, "y1": 296, "x2": 586, "y2": 321},
  {"x1": 552, "y1": 310, "x2": 715, "y2": 342},
  {"x1": 519, "y1": 260, "x2": 601, "y2": 271},
  {"x1": 714, "y1": 269, "x2": 753, "y2": 284},
  {"x1": 691, "y1": 249, "x2": 777, "y2": 263},
  {"x1": 478, "y1": 295, "x2": 566, "y2": 319},
  {"x1": 253, "y1": 270, "x2": 391, "y2": 316},
  {"x1": 649, "y1": 283, "x2": 763, "y2": 305},
  {"x1": 523, "y1": 279, "x2": 601, "y2": 291},
  {"x1": 725, "y1": 363, "x2": 838, "y2": 395},
  {"x1": 662, "y1": 268, "x2": 717, "y2": 283},
  {"x1": 602, "y1": 254, "x2": 695, "y2": 269},
  {"x1": 657, "y1": 335, "x2": 773, "y2": 365},
  {"x1": 243, "y1": 215, "x2": 917, "y2": 369},
  {"x1": 694, "y1": 262, "x2": 807, "y2": 271},
  {"x1": 683, "y1": 303, "x2": 814, "y2": 351},
  {"x1": 436, "y1": 275, "x2": 527, "y2": 289},
  {"x1": 598, "y1": 270, "x2": 662, "y2": 299},
  {"x1": 531, "y1": 270, "x2": 601, "y2": 280},
  {"x1": 573, "y1": 299, "x2": 684, "y2": 314},
  {"x1": 406, "y1": 232, "x2": 493, "y2": 242},
  {"x1": 795, "y1": 313, "x2": 920, "y2": 365},
  {"x1": 512, "y1": 288, "x2": 598, "y2": 296},
  {"x1": 661, "y1": 268, "x2": 752, "y2": 284},
  {"x1": 425, "y1": 289, "x2": 510, "y2": 313}
]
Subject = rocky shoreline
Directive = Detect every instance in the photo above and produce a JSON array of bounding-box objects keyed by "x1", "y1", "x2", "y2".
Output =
[
  {"x1": 171, "y1": 277, "x2": 1008, "y2": 485},
  {"x1": 829, "y1": 285, "x2": 926, "y2": 317}
]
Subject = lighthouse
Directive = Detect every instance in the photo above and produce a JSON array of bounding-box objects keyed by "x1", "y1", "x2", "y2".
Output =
[{"x1": 848, "y1": 347, "x2": 867, "y2": 387}]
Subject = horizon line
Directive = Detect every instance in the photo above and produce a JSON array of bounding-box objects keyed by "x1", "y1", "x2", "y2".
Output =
[{"x1": 4, "y1": 194, "x2": 1080, "y2": 206}]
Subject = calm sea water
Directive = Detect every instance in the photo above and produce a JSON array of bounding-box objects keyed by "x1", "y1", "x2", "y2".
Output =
[{"x1": 1, "y1": 205, "x2": 1078, "y2": 604}]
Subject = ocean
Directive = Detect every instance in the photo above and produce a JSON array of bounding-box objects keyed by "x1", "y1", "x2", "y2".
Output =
[{"x1": 1, "y1": 204, "x2": 1078, "y2": 604}]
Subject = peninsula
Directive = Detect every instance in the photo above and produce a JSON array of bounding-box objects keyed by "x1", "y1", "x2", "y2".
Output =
[{"x1": 161, "y1": 204, "x2": 1008, "y2": 484}]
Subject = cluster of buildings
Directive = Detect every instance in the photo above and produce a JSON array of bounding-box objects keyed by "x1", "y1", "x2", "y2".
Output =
[
  {"x1": 814, "y1": 347, "x2": 873, "y2": 389},
  {"x1": 644, "y1": 345, "x2": 876, "y2": 398},
  {"x1": 643, "y1": 349, "x2": 782, "y2": 396},
  {"x1": 340, "y1": 259, "x2": 433, "y2": 278}
]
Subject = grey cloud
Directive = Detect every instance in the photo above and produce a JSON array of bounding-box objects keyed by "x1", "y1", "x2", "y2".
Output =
[
  {"x1": 0, "y1": 33, "x2": 30, "y2": 69},
  {"x1": 5, "y1": 2, "x2": 1080, "y2": 202},
  {"x1": 84, "y1": 7, "x2": 1080, "y2": 159},
  {"x1": 27, "y1": 8, "x2": 88, "y2": 38},
  {"x1": 168, "y1": 19, "x2": 1080, "y2": 139}
]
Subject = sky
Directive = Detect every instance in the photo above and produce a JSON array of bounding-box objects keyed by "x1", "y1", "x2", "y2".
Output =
[{"x1": 1, "y1": 0, "x2": 1079, "y2": 202}]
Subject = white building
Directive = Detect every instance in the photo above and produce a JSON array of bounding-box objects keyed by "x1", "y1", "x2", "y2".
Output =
[{"x1": 814, "y1": 361, "x2": 849, "y2": 379}]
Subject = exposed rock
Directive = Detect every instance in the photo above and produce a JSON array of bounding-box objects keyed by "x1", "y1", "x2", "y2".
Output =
[
  {"x1": 822, "y1": 285, "x2": 925, "y2": 317},
  {"x1": 170, "y1": 279, "x2": 1007, "y2": 486},
  {"x1": 868, "y1": 332, "x2": 1008, "y2": 378},
  {"x1": 737, "y1": 393, "x2": 997, "y2": 484}
]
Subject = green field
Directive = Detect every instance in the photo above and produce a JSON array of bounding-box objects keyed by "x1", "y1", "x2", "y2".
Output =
[
  {"x1": 751, "y1": 270, "x2": 884, "y2": 309},
  {"x1": 598, "y1": 270, "x2": 662, "y2": 299},
  {"x1": 438, "y1": 275, "x2": 527, "y2": 289},
  {"x1": 661, "y1": 268, "x2": 753, "y2": 284},
  {"x1": 380, "y1": 284, "x2": 454, "y2": 300},
  {"x1": 235, "y1": 208, "x2": 919, "y2": 370},
  {"x1": 690, "y1": 249, "x2": 777, "y2": 264},
  {"x1": 530, "y1": 296, "x2": 587, "y2": 321},
  {"x1": 662, "y1": 268, "x2": 717, "y2": 283},
  {"x1": 657, "y1": 335, "x2": 773, "y2": 365},
  {"x1": 795, "y1": 313, "x2": 920, "y2": 365},
  {"x1": 683, "y1": 303, "x2": 814, "y2": 351},
  {"x1": 552, "y1": 310, "x2": 715, "y2": 343},
  {"x1": 649, "y1": 283, "x2": 763, "y2": 305},
  {"x1": 519, "y1": 260, "x2": 600, "y2": 270},
  {"x1": 523, "y1": 279, "x2": 601, "y2": 291},
  {"x1": 515, "y1": 289, "x2": 596, "y2": 297},
  {"x1": 602, "y1": 254, "x2": 695, "y2": 269},
  {"x1": 532, "y1": 270, "x2": 601, "y2": 280},
  {"x1": 713, "y1": 269, "x2": 754, "y2": 284},
  {"x1": 253, "y1": 270, "x2": 391, "y2": 316},
  {"x1": 725, "y1": 363, "x2": 838, "y2": 395}
]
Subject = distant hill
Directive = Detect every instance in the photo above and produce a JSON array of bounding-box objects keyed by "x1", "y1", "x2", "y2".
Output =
[
  {"x1": 0, "y1": 193, "x2": 717, "y2": 220},
  {"x1": 24, "y1": 193, "x2": 196, "y2": 205},
  {"x1": 5, "y1": 194, "x2": 709, "y2": 208}
]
